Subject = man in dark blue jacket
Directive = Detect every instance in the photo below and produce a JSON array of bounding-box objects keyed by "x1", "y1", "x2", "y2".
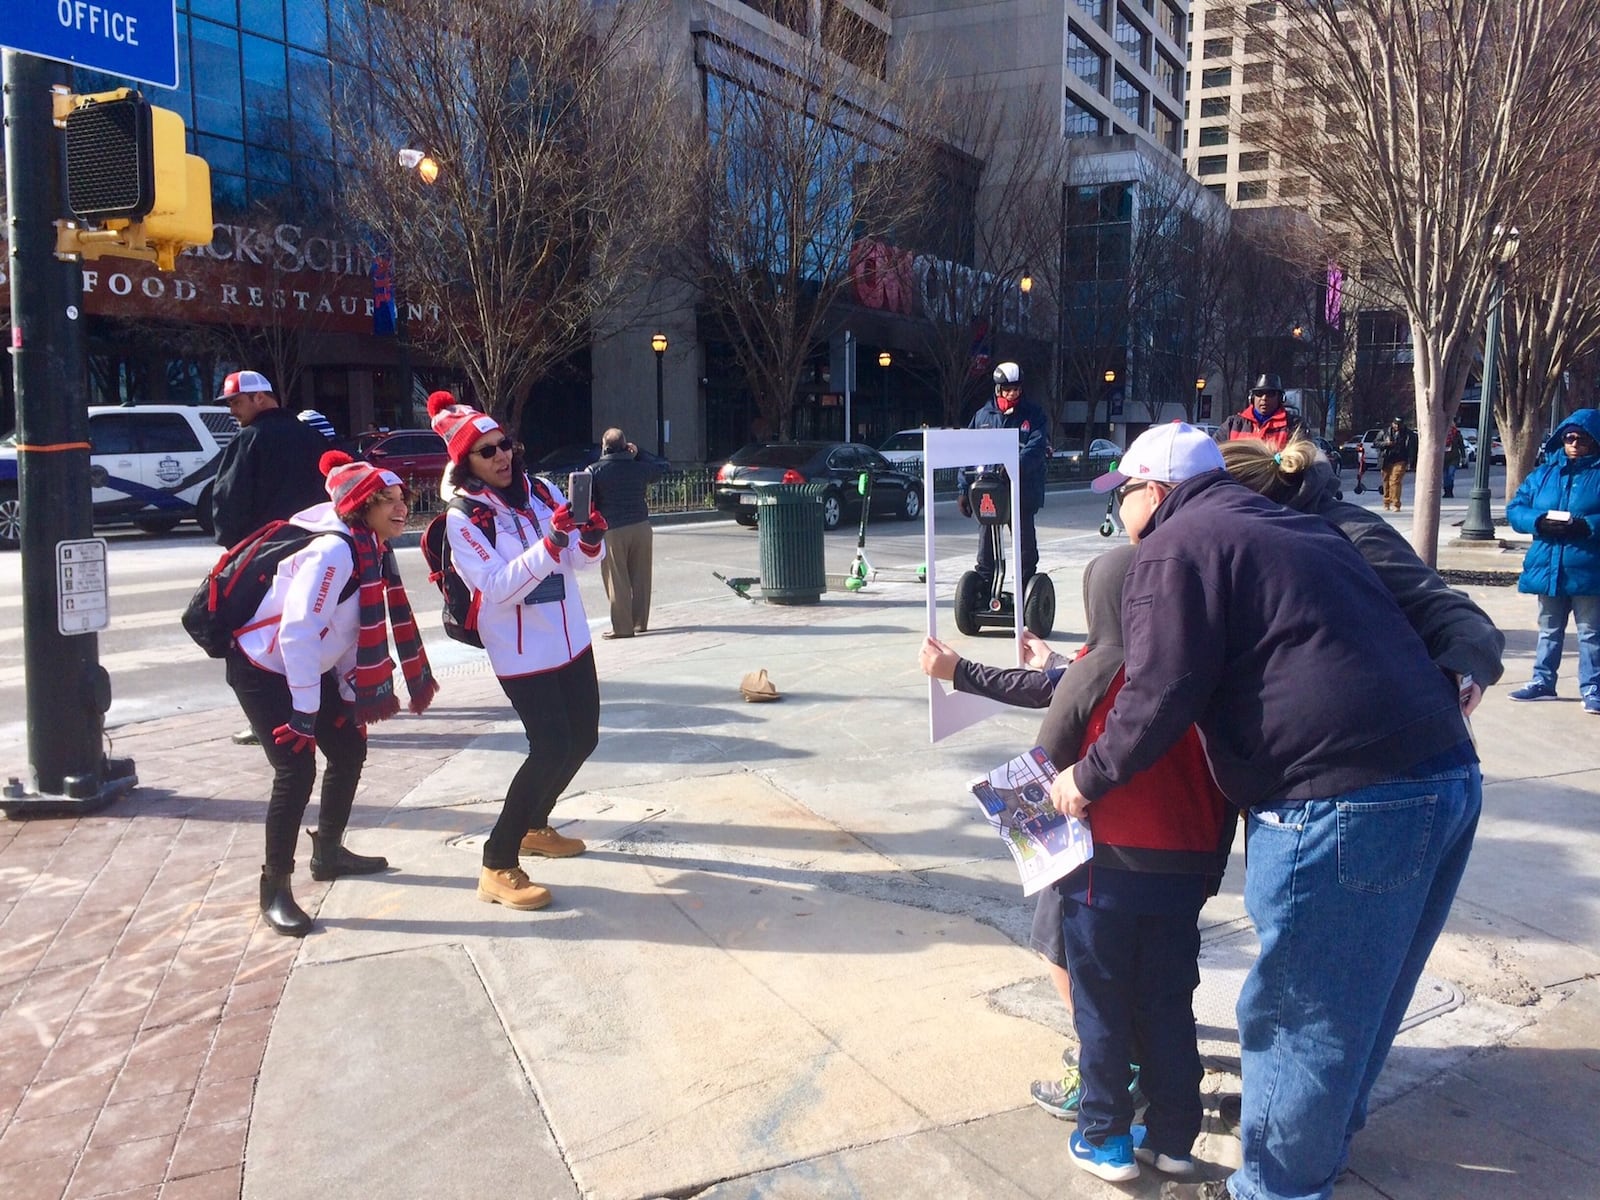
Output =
[
  {"x1": 588, "y1": 427, "x2": 668, "y2": 639},
  {"x1": 1050, "y1": 422, "x2": 1480, "y2": 1200},
  {"x1": 957, "y1": 362, "x2": 1050, "y2": 589}
]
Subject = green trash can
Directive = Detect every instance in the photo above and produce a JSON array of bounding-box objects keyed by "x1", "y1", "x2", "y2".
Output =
[{"x1": 755, "y1": 482, "x2": 827, "y2": 605}]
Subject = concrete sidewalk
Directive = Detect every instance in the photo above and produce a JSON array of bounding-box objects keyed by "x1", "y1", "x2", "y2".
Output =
[{"x1": 3, "y1": 526, "x2": 1599, "y2": 1200}]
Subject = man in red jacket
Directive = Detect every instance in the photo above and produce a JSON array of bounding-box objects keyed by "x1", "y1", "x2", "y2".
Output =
[{"x1": 1214, "y1": 374, "x2": 1303, "y2": 449}]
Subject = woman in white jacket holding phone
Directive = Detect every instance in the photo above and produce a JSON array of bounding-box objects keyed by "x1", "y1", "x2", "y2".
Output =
[
  {"x1": 429, "y1": 392, "x2": 608, "y2": 912},
  {"x1": 229, "y1": 452, "x2": 438, "y2": 937}
]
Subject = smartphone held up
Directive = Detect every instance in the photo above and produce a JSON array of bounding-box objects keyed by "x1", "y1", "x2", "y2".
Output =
[{"x1": 567, "y1": 471, "x2": 593, "y2": 525}]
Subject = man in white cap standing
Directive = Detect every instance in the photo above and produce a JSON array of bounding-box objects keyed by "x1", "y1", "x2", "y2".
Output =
[
  {"x1": 1049, "y1": 421, "x2": 1480, "y2": 1200},
  {"x1": 210, "y1": 370, "x2": 331, "y2": 745},
  {"x1": 210, "y1": 370, "x2": 329, "y2": 548}
]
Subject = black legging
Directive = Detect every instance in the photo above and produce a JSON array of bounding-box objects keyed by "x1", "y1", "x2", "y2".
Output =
[
  {"x1": 226, "y1": 652, "x2": 368, "y2": 875},
  {"x1": 484, "y1": 648, "x2": 600, "y2": 869}
]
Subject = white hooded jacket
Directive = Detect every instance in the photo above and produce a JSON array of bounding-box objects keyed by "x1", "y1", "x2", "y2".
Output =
[
  {"x1": 233, "y1": 502, "x2": 363, "y2": 713},
  {"x1": 442, "y1": 473, "x2": 604, "y2": 676}
]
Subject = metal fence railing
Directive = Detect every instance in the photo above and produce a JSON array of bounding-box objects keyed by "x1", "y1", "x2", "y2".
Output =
[{"x1": 402, "y1": 468, "x2": 720, "y2": 522}]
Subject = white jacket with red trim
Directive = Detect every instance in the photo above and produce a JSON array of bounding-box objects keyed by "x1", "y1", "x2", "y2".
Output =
[
  {"x1": 233, "y1": 502, "x2": 362, "y2": 713},
  {"x1": 442, "y1": 474, "x2": 603, "y2": 677}
]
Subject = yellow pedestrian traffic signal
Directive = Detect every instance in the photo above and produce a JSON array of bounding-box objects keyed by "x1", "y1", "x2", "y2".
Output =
[{"x1": 55, "y1": 88, "x2": 213, "y2": 272}]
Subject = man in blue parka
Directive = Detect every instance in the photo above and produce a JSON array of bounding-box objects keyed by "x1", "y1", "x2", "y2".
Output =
[
  {"x1": 957, "y1": 362, "x2": 1050, "y2": 590},
  {"x1": 1506, "y1": 408, "x2": 1600, "y2": 713}
]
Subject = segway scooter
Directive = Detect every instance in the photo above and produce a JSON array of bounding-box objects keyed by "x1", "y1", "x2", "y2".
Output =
[{"x1": 953, "y1": 471, "x2": 1055, "y2": 637}]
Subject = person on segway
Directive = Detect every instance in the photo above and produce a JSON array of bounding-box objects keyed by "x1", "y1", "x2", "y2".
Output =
[{"x1": 958, "y1": 362, "x2": 1050, "y2": 591}]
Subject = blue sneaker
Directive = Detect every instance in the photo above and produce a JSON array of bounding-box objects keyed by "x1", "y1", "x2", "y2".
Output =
[
  {"x1": 1585, "y1": 694, "x2": 1600, "y2": 715},
  {"x1": 1070, "y1": 1131, "x2": 1140, "y2": 1182},
  {"x1": 1509, "y1": 681, "x2": 1557, "y2": 701},
  {"x1": 1133, "y1": 1125, "x2": 1196, "y2": 1175}
]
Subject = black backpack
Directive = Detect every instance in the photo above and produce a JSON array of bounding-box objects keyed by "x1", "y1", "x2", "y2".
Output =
[
  {"x1": 421, "y1": 496, "x2": 498, "y2": 647},
  {"x1": 182, "y1": 521, "x2": 358, "y2": 658}
]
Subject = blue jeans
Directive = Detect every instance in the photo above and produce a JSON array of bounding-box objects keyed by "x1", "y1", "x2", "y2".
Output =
[
  {"x1": 1229, "y1": 763, "x2": 1481, "y2": 1200},
  {"x1": 1530, "y1": 592, "x2": 1600, "y2": 699}
]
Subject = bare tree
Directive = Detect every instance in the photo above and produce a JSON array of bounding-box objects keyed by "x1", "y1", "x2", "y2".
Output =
[
  {"x1": 687, "y1": 15, "x2": 938, "y2": 440},
  {"x1": 1497, "y1": 154, "x2": 1600, "y2": 493},
  {"x1": 910, "y1": 89, "x2": 1064, "y2": 429},
  {"x1": 329, "y1": 0, "x2": 694, "y2": 429},
  {"x1": 1237, "y1": 0, "x2": 1600, "y2": 564}
]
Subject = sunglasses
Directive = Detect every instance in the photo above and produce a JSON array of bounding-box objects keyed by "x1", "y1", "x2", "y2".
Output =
[
  {"x1": 1563, "y1": 432, "x2": 1592, "y2": 444},
  {"x1": 1115, "y1": 480, "x2": 1151, "y2": 503},
  {"x1": 473, "y1": 438, "x2": 517, "y2": 460}
]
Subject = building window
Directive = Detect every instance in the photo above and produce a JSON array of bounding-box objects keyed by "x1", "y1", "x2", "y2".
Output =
[
  {"x1": 1207, "y1": 7, "x2": 1235, "y2": 29},
  {"x1": 1157, "y1": 52, "x2": 1182, "y2": 99},
  {"x1": 1064, "y1": 92, "x2": 1106, "y2": 139},
  {"x1": 1241, "y1": 88, "x2": 1272, "y2": 113},
  {"x1": 1197, "y1": 154, "x2": 1227, "y2": 176},
  {"x1": 1201, "y1": 66, "x2": 1232, "y2": 88},
  {"x1": 1280, "y1": 175, "x2": 1311, "y2": 197},
  {"x1": 1113, "y1": 70, "x2": 1145, "y2": 127},
  {"x1": 1238, "y1": 150, "x2": 1269, "y2": 172},
  {"x1": 1198, "y1": 125, "x2": 1229, "y2": 146},
  {"x1": 1152, "y1": 105, "x2": 1178, "y2": 153},
  {"x1": 1200, "y1": 95, "x2": 1230, "y2": 118},
  {"x1": 1204, "y1": 182, "x2": 1227, "y2": 198},
  {"x1": 1116, "y1": 7, "x2": 1148, "y2": 67},
  {"x1": 1203, "y1": 37, "x2": 1232, "y2": 59},
  {"x1": 1168, "y1": 2, "x2": 1186, "y2": 41},
  {"x1": 1243, "y1": 60, "x2": 1273, "y2": 84},
  {"x1": 1067, "y1": 24, "x2": 1106, "y2": 92},
  {"x1": 1237, "y1": 179, "x2": 1268, "y2": 201},
  {"x1": 1244, "y1": 30, "x2": 1276, "y2": 55}
]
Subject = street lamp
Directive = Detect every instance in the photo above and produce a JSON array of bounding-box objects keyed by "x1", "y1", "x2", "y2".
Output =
[
  {"x1": 877, "y1": 352, "x2": 891, "y2": 443},
  {"x1": 1103, "y1": 369, "x2": 1118, "y2": 439},
  {"x1": 1196, "y1": 376, "x2": 1207, "y2": 421},
  {"x1": 396, "y1": 148, "x2": 439, "y2": 185},
  {"x1": 1019, "y1": 271, "x2": 1033, "y2": 295},
  {"x1": 1461, "y1": 226, "x2": 1521, "y2": 541},
  {"x1": 651, "y1": 333, "x2": 667, "y2": 456}
]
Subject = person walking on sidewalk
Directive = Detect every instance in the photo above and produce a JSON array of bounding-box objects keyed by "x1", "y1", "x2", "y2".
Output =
[
  {"x1": 1442, "y1": 424, "x2": 1466, "y2": 497},
  {"x1": 430, "y1": 392, "x2": 609, "y2": 911},
  {"x1": 1049, "y1": 422, "x2": 1480, "y2": 1200},
  {"x1": 229, "y1": 452, "x2": 438, "y2": 937},
  {"x1": 1376, "y1": 414, "x2": 1418, "y2": 512},
  {"x1": 588, "y1": 427, "x2": 668, "y2": 639},
  {"x1": 212, "y1": 370, "x2": 332, "y2": 746},
  {"x1": 1505, "y1": 409, "x2": 1600, "y2": 712}
]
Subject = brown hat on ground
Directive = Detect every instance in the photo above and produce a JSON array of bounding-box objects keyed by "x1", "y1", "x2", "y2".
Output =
[{"x1": 739, "y1": 669, "x2": 781, "y2": 702}]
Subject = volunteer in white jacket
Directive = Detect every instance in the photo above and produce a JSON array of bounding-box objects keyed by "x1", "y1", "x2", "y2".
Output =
[
  {"x1": 429, "y1": 392, "x2": 607, "y2": 912},
  {"x1": 229, "y1": 451, "x2": 438, "y2": 937}
]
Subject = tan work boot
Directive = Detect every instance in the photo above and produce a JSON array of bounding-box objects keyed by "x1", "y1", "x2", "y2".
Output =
[
  {"x1": 477, "y1": 866, "x2": 551, "y2": 910},
  {"x1": 519, "y1": 826, "x2": 587, "y2": 858}
]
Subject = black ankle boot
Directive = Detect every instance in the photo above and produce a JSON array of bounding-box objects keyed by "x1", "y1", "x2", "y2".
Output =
[
  {"x1": 259, "y1": 869, "x2": 313, "y2": 937},
  {"x1": 307, "y1": 828, "x2": 389, "y2": 881}
]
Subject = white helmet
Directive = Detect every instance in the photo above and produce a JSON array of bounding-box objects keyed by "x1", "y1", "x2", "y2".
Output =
[{"x1": 993, "y1": 362, "x2": 1022, "y2": 388}]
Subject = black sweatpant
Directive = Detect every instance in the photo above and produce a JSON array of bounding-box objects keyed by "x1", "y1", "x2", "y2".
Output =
[
  {"x1": 484, "y1": 649, "x2": 600, "y2": 869},
  {"x1": 226, "y1": 652, "x2": 368, "y2": 876}
]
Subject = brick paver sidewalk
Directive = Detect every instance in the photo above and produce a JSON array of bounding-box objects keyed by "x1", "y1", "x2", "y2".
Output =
[{"x1": 0, "y1": 693, "x2": 499, "y2": 1200}]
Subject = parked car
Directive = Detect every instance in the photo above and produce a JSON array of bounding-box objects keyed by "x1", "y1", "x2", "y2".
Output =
[
  {"x1": 1055, "y1": 438, "x2": 1123, "y2": 472},
  {"x1": 533, "y1": 442, "x2": 602, "y2": 487},
  {"x1": 877, "y1": 428, "x2": 937, "y2": 470},
  {"x1": 1461, "y1": 430, "x2": 1505, "y2": 466},
  {"x1": 352, "y1": 428, "x2": 452, "y2": 490},
  {"x1": 0, "y1": 405, "x2": 239, "y2": 548},
  {"x1": 712, "y1": 441, "x2": 922, "y2": 530}
]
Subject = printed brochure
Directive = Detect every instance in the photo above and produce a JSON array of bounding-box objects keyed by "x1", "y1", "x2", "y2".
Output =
[{"x1": 970, "y1": 746, "x2": 1094, "y2": 896}]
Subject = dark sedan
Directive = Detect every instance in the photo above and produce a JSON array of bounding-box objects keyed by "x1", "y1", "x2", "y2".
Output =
[{"x1": 713, "y1": 441, "x2": 923, "y2": 530}]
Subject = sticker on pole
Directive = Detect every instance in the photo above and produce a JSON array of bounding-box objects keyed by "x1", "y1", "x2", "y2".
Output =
[{"x1": 57, "y1": 538, "x2": 109, "y2": 635}]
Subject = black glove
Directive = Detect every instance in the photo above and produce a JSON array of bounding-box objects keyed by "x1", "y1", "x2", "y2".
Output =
[
  {"x1": 272, "y1": 710, "x2": 318, "y2": 755},
  {"x1": 1536, "y1": 515, "x2": 1577, "y2": 541},
  {"x1": 957, "y1": 493, "x2": 972, "y2": 519}
]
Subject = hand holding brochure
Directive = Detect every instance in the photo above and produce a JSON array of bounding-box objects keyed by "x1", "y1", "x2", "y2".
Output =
[{"x1": 969, "y1": 746, "x2": 1093, "y2": 896}]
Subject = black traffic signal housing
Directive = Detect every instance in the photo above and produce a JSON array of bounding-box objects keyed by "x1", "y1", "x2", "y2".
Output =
[
  {"x1": 63, "y1": 90, "x2": 157, "y2": 222},
  {"x1": 56, "y1": 88, "x2": 213, "y2": 271}
]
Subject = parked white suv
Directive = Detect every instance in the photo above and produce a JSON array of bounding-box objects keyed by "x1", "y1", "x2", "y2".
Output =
[{"x1": 0, "y1": 406, "x2": 240, "y2": 548}]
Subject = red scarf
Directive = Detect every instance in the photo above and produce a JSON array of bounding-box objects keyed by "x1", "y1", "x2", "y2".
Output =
[{"x1": 351, "y1": 529, "x2": 438, "y2": 723}]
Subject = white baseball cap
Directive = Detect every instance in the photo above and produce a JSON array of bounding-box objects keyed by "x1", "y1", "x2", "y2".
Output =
[
  {"x1": 1092, "y1": 421, "x2": 1226, "y2": 493},
  {"x1": 216, "y1": 370, "x2": 275, "y2": 402}
]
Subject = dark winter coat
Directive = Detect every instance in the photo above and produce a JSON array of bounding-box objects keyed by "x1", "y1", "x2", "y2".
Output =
[
  {"x1": 961, "y1": 395, "x2": 1050, "y2": 513},
  {"x1": 1072, "y1": 470, "x2": 1470, "y2": 810},
  {"x1": 1507, "y1": 408, "x2": 1600, "y2": 598},
  {"x1": 587, "y1": 445, "x2": 668, "y2": 530},
  {"x1": 211, "y1": 408, "x2": 330, "y2": 547}
]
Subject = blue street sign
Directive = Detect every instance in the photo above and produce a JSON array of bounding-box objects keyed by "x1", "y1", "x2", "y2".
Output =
[{"x1": 5, "y1": 2, "x2": 179, "y2": 90}]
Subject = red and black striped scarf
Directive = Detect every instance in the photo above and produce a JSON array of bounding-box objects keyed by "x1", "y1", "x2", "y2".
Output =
[{"x1": 352, "y1": 529, "x2": 439, "y2": 723}]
